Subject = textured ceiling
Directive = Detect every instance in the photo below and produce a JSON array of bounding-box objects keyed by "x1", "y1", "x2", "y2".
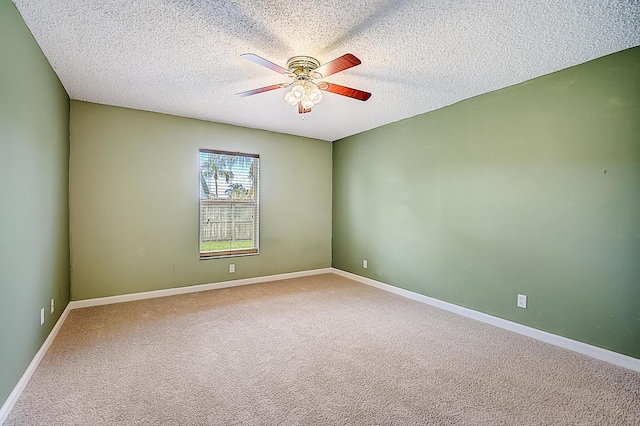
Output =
[{"x1": 12, "y1": 0, "x2": 640, "y2": 142}]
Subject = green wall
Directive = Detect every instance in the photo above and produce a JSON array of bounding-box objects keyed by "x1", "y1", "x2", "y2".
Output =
[
  {"x1": 0, "y1": 0, "x2": 70, "y2": 406},
  {"x1": 333, "y1": 47, "x2": 640, "y2": 358},
  {"x1": 69, "y1": 101, "x2": 332, "y2": 300}
]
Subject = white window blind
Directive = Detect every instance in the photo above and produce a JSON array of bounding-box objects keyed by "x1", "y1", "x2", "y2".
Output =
[{"x1": 199, "y1": 149, "x2": 259, "y2": 259}]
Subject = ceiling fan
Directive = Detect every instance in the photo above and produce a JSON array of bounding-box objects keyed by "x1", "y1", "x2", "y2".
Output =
[{"x1": 236, "y1": 53, "x2": 371, "y2": 114}]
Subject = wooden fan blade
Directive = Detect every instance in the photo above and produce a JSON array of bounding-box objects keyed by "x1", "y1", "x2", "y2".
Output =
[
  {"x1": 240, "y1": 53, "x2": 290, "y2": 75},
  {"x1": 315, "y1": 54, "x2": 361, "y2": 78},
  {"x1": 321, "y1": 83, "x2": 371, "y2": 101},
  {"x1": 236, "y1": 84, "x2": 284, "y2": 97},
  {"x1": 298, "y1": 102, "x2": 312, "y2": 114}
]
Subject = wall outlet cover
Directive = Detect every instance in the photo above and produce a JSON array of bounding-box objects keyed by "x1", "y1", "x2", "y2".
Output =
[
  {"x1": 40, "y1": 308, "x2": 45, "y2": 325},
  {"x1": 517, "y1": 294, "x2": 528, "y2": 309},
  {"x1": 229, "y1": 264, "x2": 235, "y2": 273},
  {"x1": 363, "y1": 259, "x2": 368, "y2": 269}
]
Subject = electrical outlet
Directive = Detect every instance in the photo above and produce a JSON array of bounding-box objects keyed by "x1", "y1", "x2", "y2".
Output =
[
  {"x1": 229, "y1": 264, "x2": 235, "y2": 273},
  {"x1": 51, "y1": 298, "x2": 55, "y2": 314},
  {"x1": 363, "y1": 259, "x2": 368, "y2": 269},
  {"x1": 517, "y1": 294, "x2": 527, "y2": 309},
  {"x1": 40, "y1": 308, "x2": 45, "y2": 325}
]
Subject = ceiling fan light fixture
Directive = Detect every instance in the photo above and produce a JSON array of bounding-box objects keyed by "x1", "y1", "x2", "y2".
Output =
[
  {"x1": 301, "y1": 98, "x2": 314, "y2": 109},
  {"x1": 308, "y1": 87, "x2": 323, "y2": 104},
  {"x1": 291, "y1": 84, "x2": 305, "y2": 100},
  {"x1": 284, "y1": 91, "x2": 298, "y2": 106}
]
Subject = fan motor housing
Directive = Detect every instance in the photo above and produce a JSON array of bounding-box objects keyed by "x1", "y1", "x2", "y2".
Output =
[{"x1": 287, "y1": 56, "x2": 320, "y2": 76}]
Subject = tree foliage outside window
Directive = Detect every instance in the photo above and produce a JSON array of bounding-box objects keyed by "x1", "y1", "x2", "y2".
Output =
[{"x1": 199, "y1": 150, "x2": 259, "y2": 258}]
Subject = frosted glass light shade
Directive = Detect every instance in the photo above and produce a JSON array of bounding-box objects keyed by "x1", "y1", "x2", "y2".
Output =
[
  {"x1": 309, "y1": 87, "x2": 323, "y2": 104},
  {"x1": 291, "y1": 85, "x2": 305, "y2": 100},
  {"x1": 284, "y1": 91, "x2": 298, "y2": 106}
]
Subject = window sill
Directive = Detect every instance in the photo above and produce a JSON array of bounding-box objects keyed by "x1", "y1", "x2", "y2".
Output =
[{"x1": 200, "y1": 249, "x2": 259, "y2": 260}]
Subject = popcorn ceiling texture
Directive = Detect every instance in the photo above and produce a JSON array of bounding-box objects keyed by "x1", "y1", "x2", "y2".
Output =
[{"x1": 12, "y1": 0, "x2": 640, "y2": 141}]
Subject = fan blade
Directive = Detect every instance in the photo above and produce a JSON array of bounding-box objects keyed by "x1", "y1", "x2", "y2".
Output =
[
  {"x1": 298, "y1": 102, "x2": 312, "y2": 114},
  {"x1": 315, "y1": 54, "x2": 361, "y2": 78},
  {"x1": 236, "y1": 84, "x2": 285, "y2": 97},
  {"x1": 321, "y1": 83, "x2": 371, "y2": 101},
  {"x1": 240, "y1": 53, "x2": 290, "y2": 75}
]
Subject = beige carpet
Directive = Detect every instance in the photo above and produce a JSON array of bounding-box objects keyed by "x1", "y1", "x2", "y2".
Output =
[{"x1": 5, "y1": 274, "x2": 640, "y2": 425}]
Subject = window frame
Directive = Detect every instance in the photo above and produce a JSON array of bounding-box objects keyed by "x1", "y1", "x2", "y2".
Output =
[{"x1": 198, "y1": 149, "x2": 260, "y2": 260}]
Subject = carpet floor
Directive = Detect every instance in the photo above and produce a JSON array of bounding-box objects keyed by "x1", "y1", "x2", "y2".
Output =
[{"x1": 5, "y1": 274, "x2": 640, "y2": 425}]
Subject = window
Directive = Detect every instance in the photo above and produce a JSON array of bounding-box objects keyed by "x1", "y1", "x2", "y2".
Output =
[{"x1": 199, "y1": 150, "x2": 259, "y2": 259}]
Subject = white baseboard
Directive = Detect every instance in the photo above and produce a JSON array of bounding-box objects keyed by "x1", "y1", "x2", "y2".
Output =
[
  {"x1": 70, "y1": 268, "x2": 334, "y2": 309},
  {"x1": 331, "y1": 268, "x2": 640, "y2": 372},
  {"x1": 0, "y1": 304, "x2": 71, "y2": 425}
]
